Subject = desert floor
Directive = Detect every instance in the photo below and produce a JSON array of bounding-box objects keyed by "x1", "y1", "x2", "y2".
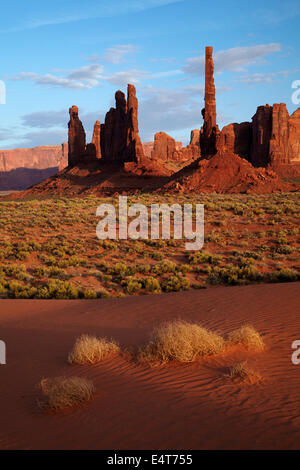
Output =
[{"x1": 0, "y1": 282, "x2": 300, "y2": 450}]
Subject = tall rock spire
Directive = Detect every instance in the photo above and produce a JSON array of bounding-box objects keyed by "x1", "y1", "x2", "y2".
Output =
[
  {"x1": 200, "y1": 46, "x2": 219, "y2": 156},
  {"x1": 126, "y1": 84, "x2": 145, "y2": 163},
  {"x1": 92, "y1": 120, "x2": 101, "y2": 159},
  {"x1": 204, "y1": 46, "x2": 217, "y2": 132},
  {"x1": 68, "y1": 105, "x2": 86, "y2": 166}
]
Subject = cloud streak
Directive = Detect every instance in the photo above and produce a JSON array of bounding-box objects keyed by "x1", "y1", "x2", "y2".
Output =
[{"x1": 1, "y1": 0, "x2": 183, "y2": 33}]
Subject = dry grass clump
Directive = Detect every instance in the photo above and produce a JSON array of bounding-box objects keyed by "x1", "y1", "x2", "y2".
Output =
[
  {"x1": 225, "y1": 361, "x2": 261, "y2": 382},
  {"x1": 138, "y1": 320, "x2": 225, "y2": 365},
  {"x1": 68, "y1": 334, "x2": 120, "y2": 364},
  {"x1": 38, "y1": 376, "x2": 95, "y2": 411},
  {"x1": 227, "y1": 325, "x2": 264, "y2": 351}
]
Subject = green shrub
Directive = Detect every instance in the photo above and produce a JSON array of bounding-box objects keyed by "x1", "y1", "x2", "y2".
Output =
[
  {"x1": 270, "y1": 268, "x2": 299, "y2": 283},
  {"x1": 162, "y1": 275, "x2": 190, "y2": 292},
  {"x1": 144, "y1": 277, "x2": 161, "y2": 294},
  {"x1": 188, "y1": 251, "x2": 223, "y2": 265}
]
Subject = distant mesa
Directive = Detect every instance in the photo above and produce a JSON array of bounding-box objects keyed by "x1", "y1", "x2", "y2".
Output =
[
  {"x1": 0, "y1": 144, "x2": 68, "y2": 191},
  {"x1": 1, "y1": 46, "x2": 300, "y2": 195}
]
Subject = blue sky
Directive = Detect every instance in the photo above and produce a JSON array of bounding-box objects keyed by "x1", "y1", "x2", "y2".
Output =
[{"x1": 0, "y1": 0, "x2": 299, "y2": 149}]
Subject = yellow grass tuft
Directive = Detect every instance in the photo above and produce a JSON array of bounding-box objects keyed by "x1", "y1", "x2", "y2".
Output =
[
  {"x1": 38, "y1": 376, "x2": 95, "y2": 411},
  {"x1": 227, "y1": 325, "x2": 265, "y2": 351},
  {"x1": 68, "y1": 334, "x2": 120, "y2": 364},
  {"x1": 225, "y1": 361, "x2": 261, "y2": 382},
  {"x1": 138, "y1": 320, "x2": 225, "y2": 365}
]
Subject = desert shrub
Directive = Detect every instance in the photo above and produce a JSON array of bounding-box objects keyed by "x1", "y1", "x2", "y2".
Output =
[
  {"x1": 121, "y1": 277, "x2": 143, "y2": 294},
  {"x1": 162, "y1": 275, "x2": 190, "y2": 292},
  {"x1": 144, "y1": 277, "x2": 161, "y2": 294},
  {"x1": 83, "y1": 289, "x2": 97, "y2": 299},
  {"x1": 152, "y1": 260, "x2": 177, "y2": 274},
  {"x1": 208, "y1": 264, "x2": 261, "y2": 285},
  {"x1": 232, "y1": 250, "x2": 262, "y2": 261},
  {"x1": 36, "y1": 279, "x2": 79, "y2": 299},
  {"x1": 276, "y1": 232, "x2": 288, "y2": 245},
  {"x1": 108, "y1": 262, "x2": 128, "y2": 276},
  {"x1": 150, "y1": 252, "x2": 164, "y2": 261},
  {"x1": 101, "y1": 240, "x2": 118, "y2": 250},
  {"x1": 227, "y1": 325, "x2": 264, "y2": 351},
  {"x1": 68, "y1": 334, "x2": 120, "y2": 364},
  {"x1": 225, "y1": 361, "x2": 261, "y2": 382},
  {"x1": 188, "y1": 251, "x2": 223, "y2": 265},
  {"x1": 1, "y1": 264, "x2": 27, "y2": 280},
  {"x1": 270, "y1": 268, "x2": 299, "y2": 282},
  {"x1": 275, "y1": 245, "x2": 294, "y2": 255},
  {"x1": 177, "y1": 264, "x2": 193, "y2": 274},
  {"x1": 138, "y1": 320, "x2": 225, "y2": 365},
  {"x1": 135, "y1": 264, "x2": 151, "y2": 274},
  {"x1": 38, "y1": 376, "x2": 95, "y2": 411}
]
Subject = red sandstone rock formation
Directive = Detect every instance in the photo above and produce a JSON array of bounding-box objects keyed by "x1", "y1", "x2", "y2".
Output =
[
  {"x1": 142, "y1": 142, "x2": 154, "y2": 158},
  {"x1": 162, "y1": 151, "x2": 296, "y2": 194},
  {"x1": 150, "y1": 132, "x2": 200, "y2": 163},
  {"x1": 269, "y1": 103, "x2": 290, "y2": 167},
  {"x1": 217, "y1": 122, "x2": 252, "y2": 161},
  {"x1": 288, "y1": 108, "x2": 300, "y2": 164},
  {"x1": 173, "y1": 144, "x2": 200, "y2": 162},
  {"x1": 143, "y1": 140, "x2": 182, "y2": 159},
  {"x1": 101, "y1": 85, "x2": 145, "y2": 164},
  {"x1": 126, "y1": 84, "x2": 145, "y2": 163},
  {"x1": 92, "y1": 120, "x2": 101, "y2": 159},
  {"x1": 151, "y1": 132, "x2": 177, "y2": 161},
  {"x1": 250, "y1": 103, "x2": 300, "y2": 168},
  {"x1": 68, "y1": 105, "x2": 86, "y2": 166},
  {"x1": 200, "y1": 46, "x2": 220, "y2": 156},
  {"x1": 190, "y1": 129, "x2": 200, "y2": 147},
  {"x1": 250, "y1": 104, "x2": 273, "y2": 167}
]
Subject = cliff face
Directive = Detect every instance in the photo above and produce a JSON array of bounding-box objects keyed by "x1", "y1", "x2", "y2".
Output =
[
  {"x1": 250, "y1": 103, "x2": 300, "y2": 168},
  {"x1": 217, "y1": 122, "x2": 252, "y2": 161},
  {"x1": 288, "y1": 108, "x2": 300, "y2": 164},
  {"x1": 0, "y1": 144, "x2": 67, "y2": 172},
  {"x1": 0, "y1": 144, "x2": 68, "y2": 190},
  {"x1": 216, "y1": 104, "x2": 300, "y2": 169}
]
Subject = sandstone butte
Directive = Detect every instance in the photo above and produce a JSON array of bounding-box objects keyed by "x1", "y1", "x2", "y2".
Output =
[{"x1": 1, "y1": 46, "x2": 300, "y2": 195}]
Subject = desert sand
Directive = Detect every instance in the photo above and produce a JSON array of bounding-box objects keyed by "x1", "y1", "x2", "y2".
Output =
[{"x1": 0, "y1": 282, "x2": 300, "y2": 450}]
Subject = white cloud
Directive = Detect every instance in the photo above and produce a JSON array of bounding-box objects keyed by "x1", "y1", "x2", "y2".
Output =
[
  {"x1": 21, "y1": 109, "x2": 105, "y2": 134},
  {"x1": 9, "y1": 64, "x2": 104, "y2": 89},
  {"x1": 138, "y1": 85, "x2": 228, "y2": 141},
  {"x1": 103, "y1": 69, "x2": 149, "y2": 86},
  {"x1": 237, "y1": 69, "x2": 300, "y2": 84},
  {"x1": 184, "y1": 43, "x2": 282, "y2": 75},
  {"x1": 102, "y1": 45, "x2": 138, "y2": 64}
]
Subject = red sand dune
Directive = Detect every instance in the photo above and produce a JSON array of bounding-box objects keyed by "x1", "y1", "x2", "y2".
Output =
[{"x1": 0, "y1": 282, "x2": 300, "y2": 450}]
